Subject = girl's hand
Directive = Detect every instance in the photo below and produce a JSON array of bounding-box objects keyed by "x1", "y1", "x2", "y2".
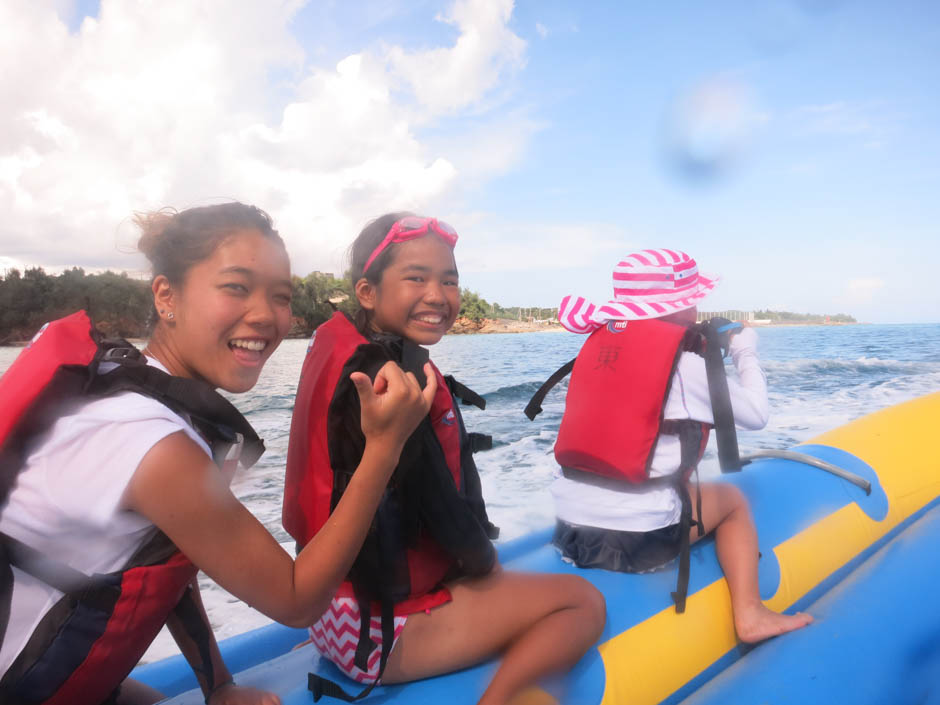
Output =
[
  {"x1": 729, "y1": 326, "x2": 759, "y2": 361},
  {"x1": 350, "y1": 361, "x2": 437, "y2": 451}
]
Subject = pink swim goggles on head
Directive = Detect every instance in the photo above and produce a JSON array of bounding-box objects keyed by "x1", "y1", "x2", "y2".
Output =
[{"x1": 362, "y1": 216, "x2": 459, "y2": 274}]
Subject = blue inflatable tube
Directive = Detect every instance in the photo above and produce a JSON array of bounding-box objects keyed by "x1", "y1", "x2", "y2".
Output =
[
  {"x1": 684, "y1": 501, "x2": 940, "y2": 705},
  {"x1": 134, "y1": 391, "x2": 940, "y2": 704}
]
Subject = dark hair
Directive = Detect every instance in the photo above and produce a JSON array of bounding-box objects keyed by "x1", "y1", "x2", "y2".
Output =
[
  {"x1": 347, "y1": 211, "x2": 413, "y2": 333},
  {"x1": 136, "y1": 202, "x2": 284, "y2": 324},
  {"x1": 136, "y1": 202, "x2": 283, "y2": 286}
]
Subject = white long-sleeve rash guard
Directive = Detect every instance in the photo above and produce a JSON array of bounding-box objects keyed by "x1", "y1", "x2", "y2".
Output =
[{"x1": 551, "y1": 326, "x2": 768, "y2": 533}]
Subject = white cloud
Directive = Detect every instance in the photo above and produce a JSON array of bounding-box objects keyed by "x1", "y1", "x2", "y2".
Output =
[
  {"x1": 0, "y1": 255, "x2": 28, "y2": 273},
  {"x1": 389, "y1": 0, "x2": 526, "y2": 115},
  {"x1": 535, "y1": 22, "x2": 549, "y2": 39},
  {"x1": 0, "y1": 0, "x2": 533, "y2": 277}
]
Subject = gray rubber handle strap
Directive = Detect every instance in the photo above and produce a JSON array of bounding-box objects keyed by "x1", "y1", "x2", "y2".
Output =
[{"x1": 739, "y1": 450, "x2": 872, "y2": 495}]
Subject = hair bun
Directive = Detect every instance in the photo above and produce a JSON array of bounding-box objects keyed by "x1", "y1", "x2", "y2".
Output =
[{"x1": 134, "y1": 208, "x2": 178, "y2": 263}]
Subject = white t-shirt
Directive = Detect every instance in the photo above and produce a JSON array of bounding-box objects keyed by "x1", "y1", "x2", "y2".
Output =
[
  {"x1": 551, "y1": 327, "x2": 769, "y2": 532},
  {"x1": 0, "y1": 358, "x2": 212, "y2": 675}
]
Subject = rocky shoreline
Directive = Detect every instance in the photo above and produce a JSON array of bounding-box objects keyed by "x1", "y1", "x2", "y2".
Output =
[
  {"x1": 448, "y1": 317, "x2": 564, "y2": 335},
  {"x1": 0, "y1": 318, "x2": 865, "y2": 347},
  {"x1": 446, "y1": 319, "x2": 867, "y2": 336}
]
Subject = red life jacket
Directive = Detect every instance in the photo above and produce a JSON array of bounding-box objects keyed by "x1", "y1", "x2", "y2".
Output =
[
  {"x1": 286, "y1": 313, "x2": 497, "y2": 703},
  {"x1": 283, "y1": 313, "x2": 496, "y2": 617},
  {"x1": 0, "y1": 310, "x2": 264, "y2": 705},
  {"x1": 554, "y1": 318, "x2": 709, "y2": 482},
  {"x1": 525, "y1": 316, "x2": 743, "y2": 614}
]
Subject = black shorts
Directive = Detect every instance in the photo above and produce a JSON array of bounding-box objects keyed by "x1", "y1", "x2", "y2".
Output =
[{"x1": 552, "y1": 519, "x2": 684, "y2": 574}]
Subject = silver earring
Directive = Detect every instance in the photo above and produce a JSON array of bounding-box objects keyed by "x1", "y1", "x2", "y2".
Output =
[{"x1": 167, "y1": 312, "x2": 175, "y2": 320}]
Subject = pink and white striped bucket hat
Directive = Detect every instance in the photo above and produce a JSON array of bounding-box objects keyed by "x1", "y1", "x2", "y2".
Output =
[{"x1": 558, "y1": 249, "x2": 718, "y2": 334}]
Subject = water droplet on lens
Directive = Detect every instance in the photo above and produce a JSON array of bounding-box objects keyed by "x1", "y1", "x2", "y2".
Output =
[{"x1": 662, "y1": 78, "x2": 760, "y2": 183}]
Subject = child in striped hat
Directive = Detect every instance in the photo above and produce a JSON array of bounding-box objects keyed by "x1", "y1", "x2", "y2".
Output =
[{"x1": 549, "y1": 248, "x2": 812, "y2": 643}]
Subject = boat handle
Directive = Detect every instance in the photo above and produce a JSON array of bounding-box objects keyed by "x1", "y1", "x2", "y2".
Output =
[{"x1": 739, "y1": 450, "x2": 872, "y2": 495}]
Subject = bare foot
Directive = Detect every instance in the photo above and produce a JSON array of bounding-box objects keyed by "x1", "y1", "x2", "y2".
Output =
[{"x1": 734, "y1": 602, "x2": 813, "y2": 643}]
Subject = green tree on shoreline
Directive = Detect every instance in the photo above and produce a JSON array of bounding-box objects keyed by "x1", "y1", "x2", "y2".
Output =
[
  {"x1": 0, "y1": 267, "x2": 152, "y2": 343},
  {"x1": 0, "y1": 268, "x2": 857, "y2": 343},
  {"x1": 754, "y1": 309, "x2": 856, "y2": 324},
  {"x1": 289, "y1": 271, "x2": 357, "y2": 336},
  {"x1": 458, "y1": 289, "x2": 490, "y2": 323}
]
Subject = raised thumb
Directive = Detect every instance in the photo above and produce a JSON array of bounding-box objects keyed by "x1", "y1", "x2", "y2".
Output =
[{"x1": 349, "y1": 371, "x2": 375, "y2": 404}]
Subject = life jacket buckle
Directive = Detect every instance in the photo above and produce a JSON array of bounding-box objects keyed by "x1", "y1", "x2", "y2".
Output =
[{"x1": 101, "y1": 345, "x2": 144, "y2": 365}]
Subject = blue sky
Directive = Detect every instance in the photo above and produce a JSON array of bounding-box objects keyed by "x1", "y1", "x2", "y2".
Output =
[{"x1": 2, "y1": 1, "x2": 938, "y2": 322}]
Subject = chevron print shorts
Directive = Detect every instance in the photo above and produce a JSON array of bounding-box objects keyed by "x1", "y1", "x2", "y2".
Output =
[{"x1": 309, "y1": 597, "x2": 408, "y2": 682}]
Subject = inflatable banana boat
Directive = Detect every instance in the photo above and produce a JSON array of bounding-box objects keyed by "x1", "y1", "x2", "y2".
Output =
[{"x1": 136, "y1": 391, "x2": 940, "y2": 704}]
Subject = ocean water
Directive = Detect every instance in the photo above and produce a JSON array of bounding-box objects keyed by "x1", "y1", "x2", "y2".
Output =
[{"x1": 2, "y1": 323, "x2": 940, "y2": 664}]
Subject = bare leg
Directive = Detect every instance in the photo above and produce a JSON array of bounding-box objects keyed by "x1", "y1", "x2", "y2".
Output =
[
  {"x1": 689, "y1": 482, "x2": 813, "y2": 643},
  {"x1": 382, "y1": 569, "x2": 606, "y2": 705}
]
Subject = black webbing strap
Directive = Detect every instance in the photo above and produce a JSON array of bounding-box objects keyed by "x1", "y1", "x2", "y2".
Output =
[
  {"x1": 0, "y1": 532, "x2": 101, "y2": 596},
  {"x1": 443, "y1": 376, "x2": 491, "y2": 451},
  {"x1": 0, "y1": 543, "x2": 13, "y2": 646},
  {"x1": 660, "y1": 420, "x2": 707, "y2": 539},
  {"x1": 88, "y1": 364, "x2": 266, "y2": 468},
  {"x1": 308, "y1": 598, "x2": 395, "y2": 702},
  {"x1": 693, "y1": 466, "x2": 704, "y2": 539},
  {"x1": 700, "y1": 323, "x2": 741, "y2": 472},
  {"x1": 353, "y1": 585, "x2": 375, "y2": 672},
  {"x1": 658, "y1": 419, "x2": 707, "y2": 613},
  {"x1": 172, "y1": 585, "x2": 216, "y2": 697},
  {"x1": 444, "y1": 375, "x2": 487, "y2": 410},
  {"x1": 0, "y1": 531, "x2": 119, "y2": 645},
  {"x1": 671, "y1": 479, "x2": 694, "y2": 614},
  {"x1": 468, "y1": 432, "x2": 493, "y2": 453},
  {"x1": 524, "y1": 359, "x2": 575, "y2": 421}
]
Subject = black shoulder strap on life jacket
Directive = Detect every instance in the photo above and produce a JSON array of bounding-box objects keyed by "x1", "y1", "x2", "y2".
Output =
[
  {"x1": 0, "y1": 559, "x2": 9, "y2": 654},
  {"x1": 1, "y1": 533, "x2": 106, "y2": 597},
  {"x1": 659, "y1": 419, "x2": 708, "y2": 613},
  {"x1": 443, "y1": 375, "x2": 493, "y2": 454},
  {"x1": 524, "y1": 358, "x2": 576, "y2": 421},
  {"x1": 86, "y1": 349, "x2": 265, "y2": 468},
  {"x1": 171, "y1": 585, "x2": 217, "y2": 698},
  {"x1": 671, "y1": 478, "x2": 695, "y2": 614},
  {"x1": 443, "y1": 375, "x2": 487, "y2": 410},
  {"x1": 693, "y1": 320, "x2": 741, "y2": 472}
]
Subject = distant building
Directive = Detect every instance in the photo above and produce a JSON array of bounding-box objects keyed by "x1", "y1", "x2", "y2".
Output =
[{"x1": 696, "y1": 310, "x2": 757, "y2": 323}]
